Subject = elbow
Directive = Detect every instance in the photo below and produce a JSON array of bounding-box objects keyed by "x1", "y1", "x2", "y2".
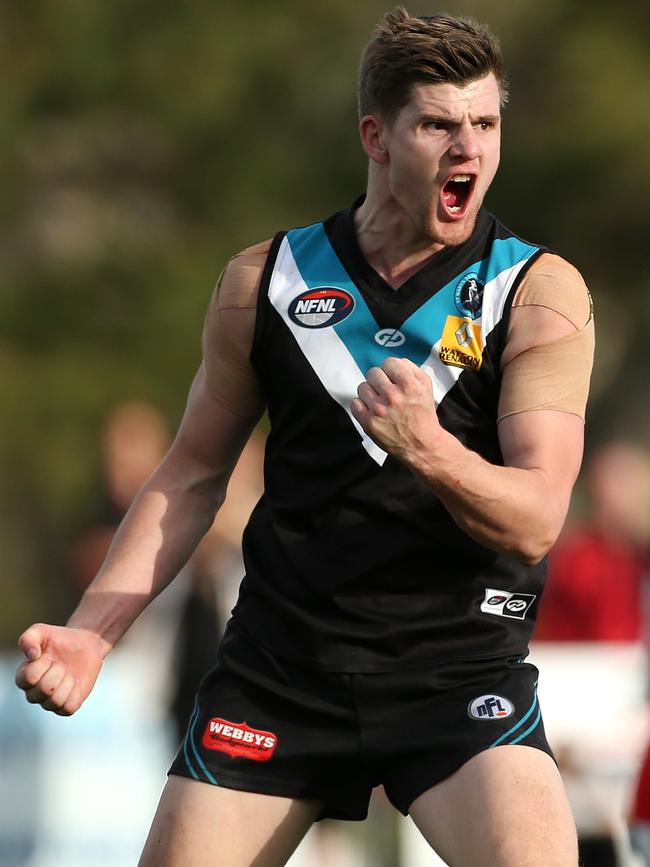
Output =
[
  {"x1": 516, "y1": 546, "x2": 548, "y2": 568},
  {"x1": 512, "y1": 526, "x2": 560, "y2": 567}
]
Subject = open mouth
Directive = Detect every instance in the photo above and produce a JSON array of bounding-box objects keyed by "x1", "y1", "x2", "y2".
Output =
[{"x1": 441, "y1": 173, "x2": 476, "y2": 219}]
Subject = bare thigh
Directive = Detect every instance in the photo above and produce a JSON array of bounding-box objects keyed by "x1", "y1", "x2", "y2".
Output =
[
  {"x1": 139, "y1": 776, "x2": 322, "y2": 867},
  {"x1": 409, "y1": 745, "x2": 578, "y2": 867}
]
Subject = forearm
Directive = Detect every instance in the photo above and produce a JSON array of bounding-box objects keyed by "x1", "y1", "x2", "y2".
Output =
[
  {"x1": 67, "y1": 459, "x2": 225, "y2": 656},
  {"x1": 408, "y1": 428, "x2": 565, "y2": 565}
]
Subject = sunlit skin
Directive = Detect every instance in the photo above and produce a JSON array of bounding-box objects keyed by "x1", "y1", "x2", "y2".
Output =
[
  {"x1": 350, "y1": 71, "x2": 584, "y2": 571},
  {"x1": 355, "y1": 73, "x2": 502, "y2": 287}
]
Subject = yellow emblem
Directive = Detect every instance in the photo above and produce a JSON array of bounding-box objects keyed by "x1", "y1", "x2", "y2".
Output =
[{"x1": 439, "y1": 315, "x2": 483, "y2": 371}]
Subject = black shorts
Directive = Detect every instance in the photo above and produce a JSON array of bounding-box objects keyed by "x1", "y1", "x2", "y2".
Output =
[{"x1": 169, "y1": 620, "x2": 553, "y2": 821}]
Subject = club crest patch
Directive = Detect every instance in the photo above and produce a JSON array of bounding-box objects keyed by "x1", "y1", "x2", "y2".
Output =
[
  {"x1": 202, "y1": 718, "x2": 278, "y2": 762},
  {"x1": 439, "y1": 315, "x2": 483, "y2": 370},
  {"x1": 455, "y1": 274, "x2": 484, "y2": 319}
]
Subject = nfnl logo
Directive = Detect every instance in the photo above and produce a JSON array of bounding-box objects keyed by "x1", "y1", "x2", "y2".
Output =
[
  {"x1": 288, "y1": 287, "x2": 355, "y2": 328},
  {"x1": 468, "y1": 695, "x2": 514, "y2": 721},
  {"x1": 480, "y1": 588, "x2": 536, "y2": 620},
  {"x1": 202, "y1": 718, "x2": 278, "y2": 762}
]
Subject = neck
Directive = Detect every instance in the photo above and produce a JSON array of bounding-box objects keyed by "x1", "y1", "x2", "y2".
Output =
[{"x1": 353, "y1": 178, "x2": 446, "y2": 290}]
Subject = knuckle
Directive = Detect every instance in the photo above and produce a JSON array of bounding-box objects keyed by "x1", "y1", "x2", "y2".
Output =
[{"x1": 383, "y1": 386, "x2": 400, "y2": 407}]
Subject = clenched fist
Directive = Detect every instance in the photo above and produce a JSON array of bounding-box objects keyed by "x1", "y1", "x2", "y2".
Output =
[
  {"x1": 351, "y1": 357, "x2": 442, "y2": 462},
  {"x1": 15, "y1": 623, "x2": 106, "y2": 716}
]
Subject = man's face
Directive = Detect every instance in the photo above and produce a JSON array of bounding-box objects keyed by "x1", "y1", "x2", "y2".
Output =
[{"x1": 378, "y1": 73, "x2": 502, "y2": 246}]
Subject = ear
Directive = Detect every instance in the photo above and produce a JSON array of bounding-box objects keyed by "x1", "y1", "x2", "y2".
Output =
[{"x1": 359, "y1": 115, "x2": 390, "y2": 165}]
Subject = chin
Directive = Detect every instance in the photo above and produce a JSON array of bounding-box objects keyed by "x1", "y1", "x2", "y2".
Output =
[{"x1": 427, "y1": 215, "x2": 477, "y2": 247}]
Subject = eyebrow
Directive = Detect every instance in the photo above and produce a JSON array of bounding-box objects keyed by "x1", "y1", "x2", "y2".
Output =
[{"x1": 420, "y1": 113, "x2": 501, "y2": 125}]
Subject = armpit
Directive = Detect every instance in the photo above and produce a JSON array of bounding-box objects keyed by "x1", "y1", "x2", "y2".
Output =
[
  {"x1": 499, "y1": 254, "x2": 595, "y2": 421},
  {"x1": 202, "y1": 240, "x2": 271, "y2": 418}
]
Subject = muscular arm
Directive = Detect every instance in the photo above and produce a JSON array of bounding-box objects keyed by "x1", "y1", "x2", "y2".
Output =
[
  {"x1": 351, "y1": 254, "x2": 594, "y2": 566},
  {"x1": 66, "y1": 366, "x2": 261, "y2": 654},
  {"x1": 16, "y1": 244, "x2": 267, "y2": 714}
]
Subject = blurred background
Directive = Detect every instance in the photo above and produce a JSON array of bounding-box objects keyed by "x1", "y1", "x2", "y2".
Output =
[{"x1": 1, "y1": 0, "x2": 649, "y2": 865}]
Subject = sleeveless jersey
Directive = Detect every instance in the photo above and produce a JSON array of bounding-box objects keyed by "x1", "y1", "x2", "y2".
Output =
[{"x1": 232, "y1": 202, "x2": 548, "y2": 672}]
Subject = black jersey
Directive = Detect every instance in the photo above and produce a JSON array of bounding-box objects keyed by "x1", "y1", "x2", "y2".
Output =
[{"x1": 232, "y1": 202, "x2": 548, "y2": 672}]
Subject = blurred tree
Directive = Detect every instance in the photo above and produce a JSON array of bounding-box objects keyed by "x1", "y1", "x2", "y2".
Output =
[{"x1": 1, "y1": 0, "x2": 648, "y2": 642}]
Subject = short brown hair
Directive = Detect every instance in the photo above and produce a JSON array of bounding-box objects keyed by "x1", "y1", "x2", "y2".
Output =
[{"x1": 358, "y1": 7, "x2": 508, "y2": 121}]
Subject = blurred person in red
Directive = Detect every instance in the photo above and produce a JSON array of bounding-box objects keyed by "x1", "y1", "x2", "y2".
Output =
[{"x1": 535, "y1": 441, "x2": 650, "y2": 643}]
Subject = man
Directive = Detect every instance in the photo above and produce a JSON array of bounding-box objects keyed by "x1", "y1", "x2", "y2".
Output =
[{"x1": 15, "y1": 8, "x2": 594, "y2": 866}]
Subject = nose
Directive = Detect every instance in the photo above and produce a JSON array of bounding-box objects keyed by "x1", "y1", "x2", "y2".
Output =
[{"x1": 449, "y1": 122, "x2": 481, "y2": 161}]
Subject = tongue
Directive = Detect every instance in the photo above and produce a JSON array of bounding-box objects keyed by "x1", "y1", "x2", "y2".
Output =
[
  {"x1": 443, "y1": 188, "x2": 461, "y2": 207},
  {"x1": 443, "y1": 181, "x2": 465, "y2": 208}
]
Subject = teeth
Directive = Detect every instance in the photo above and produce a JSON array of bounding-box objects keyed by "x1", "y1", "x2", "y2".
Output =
[
  {"x1": 450, "y1": 174, "x2": 471, "y2": 182},
  {"x1": 449, "y1": 205, "x2": 461, "y2": 213}
]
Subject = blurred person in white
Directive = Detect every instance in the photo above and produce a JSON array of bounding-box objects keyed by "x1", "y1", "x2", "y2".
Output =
[
  {"x1": 15, "y1": 8, "x2": 595, "y2": 866},
  {"x1": 533, "y1": 442, "x2": 650, "y2": 867}
]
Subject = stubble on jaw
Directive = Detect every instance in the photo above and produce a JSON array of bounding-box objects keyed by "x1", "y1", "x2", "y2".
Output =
[{"x1": 419, "y1": 204, "x2": 481, "y2": 249}]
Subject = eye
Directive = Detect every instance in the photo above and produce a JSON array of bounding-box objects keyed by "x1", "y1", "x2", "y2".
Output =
[
  {"x1": 475, "y1": 120, "x2": 496, "y2": 131},
  {"x1": 424, "y1": 121, "x2": 451, "y2": 131}
]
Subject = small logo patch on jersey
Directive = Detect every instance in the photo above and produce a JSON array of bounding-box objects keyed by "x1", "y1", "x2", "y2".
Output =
[
  {"x1": 468, "y1": 695, "x2": 514, "y2": 721},
  {"x1": 202, "y1": 718, "x2": 278, "y2": 762},
  {"x1": 374, "y1": 328, "x2": 406, "y2": 347},
  {"x1": 454, "y1": 274, "x2": 484, "y2": 319},
  {"x1": 288, "y1": 287, "x2": 355, "y2": 328},
  {"x1": 480, "y1": 588, "x2": 536, "y2": 620},
  {"x1": 439, "y1": 315, "x2": 483, "y2": 370}
]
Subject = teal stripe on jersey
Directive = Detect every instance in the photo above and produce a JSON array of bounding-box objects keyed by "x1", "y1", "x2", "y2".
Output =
[
  {"x1": 286, "y1": 225, "x2": 539, "y2": 377},
  {"x1": 490, "y1": 687, "x2": 539, "y2": 749},
  {"x1": 183, "y1": 705, "x2": 201, "y2": 781},
  {"x1": 286, "y1": 224, "x2": 380, "y2": 371},
  {"x1": 510, "y1": 708, "x2": 542, "y2": 745},
  {"x1": 403, "y1": 237, "x2": 539, "y2": 350},
  {"x1": 187, "y1": 703, "x2": 219, "y2": 785}
]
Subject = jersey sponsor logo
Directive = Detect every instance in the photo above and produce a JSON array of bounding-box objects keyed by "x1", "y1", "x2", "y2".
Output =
[
  {"x1": 374, "y1": 328, "x2": 406, "y2": 347},
  {"x1": 202, "y1": 718, "x2": 278, "y2": 762},
  {"x1": 468, "y1": 694, "x2": 514, "y2": 720},
  {"x1": 439, "y1": 315, "x2": 483, "y2": 370},
  {"x1": 288, "y1": 287, "x2": 355, "y2": 328},
  {"x1": 454, "y1": 274, "x2": 484, "y2": 319},
  {"x1": 480, "y1": 588, "x2": 537, "y2": 620}
]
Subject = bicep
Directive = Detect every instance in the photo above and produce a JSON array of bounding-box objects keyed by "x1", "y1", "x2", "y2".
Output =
[
  {"x1": 498, "y1": 410, "x2": 584, "y2": 513},
  {"x1": 162, "y1": 242, "x2": 269, "y2": 489},
  {"x1": 201, "y1": 246, "x2": 268, "y2": 419},
  {"x1": 165, "y1": 363, "x2": 262, "y2": 490},
  {"x1": 499, "y1": 254, "x2": 594, "y2": 421}
]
